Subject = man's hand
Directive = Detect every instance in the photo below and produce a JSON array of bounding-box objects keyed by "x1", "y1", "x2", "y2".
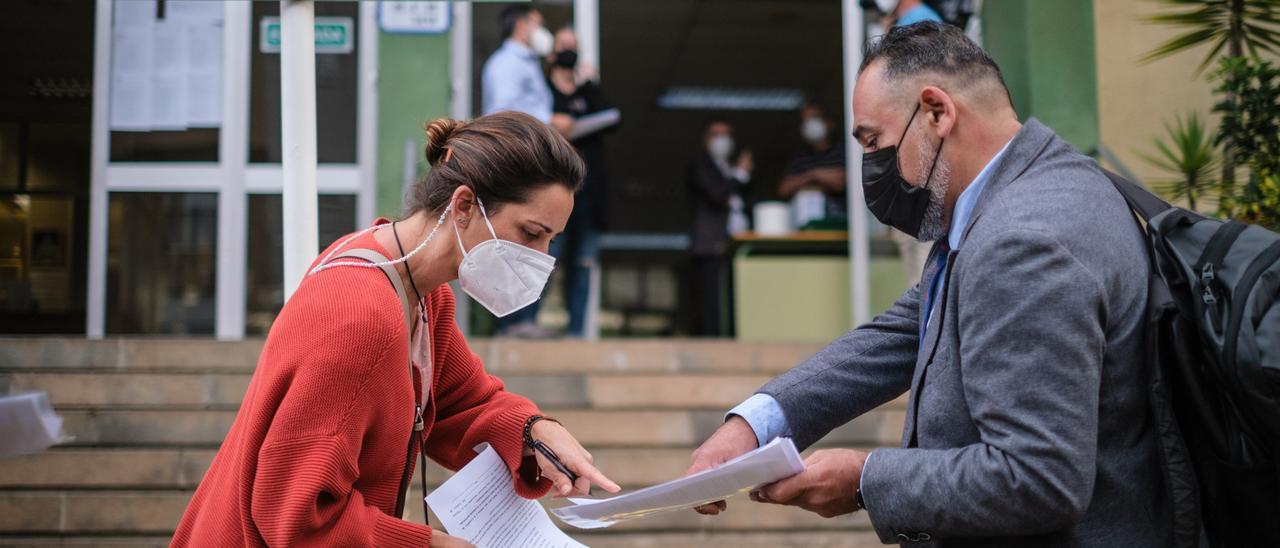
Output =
[
  {"x1": 550, "y1": 114, "x2": 575, "y2": 138},
  {"x1": 686, "y1": 415, "x2": 759, "y2": 515},
  {"x1": 430, "y1": 531, "x2": 475, "y2": 548},
  {"x1": 736, "y1": 149, "x2": 754, "y2": 173},
  {"x1": 530, "y1": 419, "x2": 622, "y2": 498},
  {"x1": 750, "y1": 449, "x2": 868, "y2": 518}
]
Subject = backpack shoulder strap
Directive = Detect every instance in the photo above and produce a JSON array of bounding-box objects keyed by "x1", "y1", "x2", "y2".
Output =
[
  {"x1": 1102, "y1": 168, "x2": 1173, "y2": 222},
  {"x1": 330, "y1": 248, "x2": 414, "y2": 358}
]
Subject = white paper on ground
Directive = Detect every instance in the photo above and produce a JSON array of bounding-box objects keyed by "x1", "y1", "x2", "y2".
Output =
[
  {"x1": 425, "y1": 444, "x2": 587, "y2": 548},
  {"x1": 552, "y1": 437, "x2": 805, "y2": 529},
  {"x1": 0, "y1": 392, "x2": 67, "y2": 459},
  {"x1": 566, "y1": 108, "x2": 620, "y2": 141}
]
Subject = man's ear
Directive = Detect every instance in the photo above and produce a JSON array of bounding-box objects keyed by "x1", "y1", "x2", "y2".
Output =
[{"x1": 919, "y1": 86, "x2": 956, "y2": 139}]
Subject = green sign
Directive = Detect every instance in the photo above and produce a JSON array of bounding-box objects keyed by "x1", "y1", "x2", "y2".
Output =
[{"x1": 259, "y1": 16, "x2": 354, "y2": 54}]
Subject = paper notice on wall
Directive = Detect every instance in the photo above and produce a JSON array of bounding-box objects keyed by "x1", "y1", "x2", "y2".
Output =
[
  {"x1": 169, "y1": 0, "x2": 224, "y2": 128},
  {"x1": 184, "y1": 22, "x2": 223, "y2": 127},
  {"x1": 109, "y1": 0, "x2": 156, "y2": 131},
  {"x1": 109, "y1": 0, "x2": 224, "y2": 132},
  {"x1": 149, "y1": 17, "x2": 190, "y2": 131}
]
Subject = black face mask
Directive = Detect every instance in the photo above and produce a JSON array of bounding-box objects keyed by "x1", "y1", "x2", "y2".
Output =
[
  {"x1": 861, "y1": 103, "x2": 944, "y2": 239},
  {"x1": 554, "y1": 49, "x2": 578, "y2": 69}
]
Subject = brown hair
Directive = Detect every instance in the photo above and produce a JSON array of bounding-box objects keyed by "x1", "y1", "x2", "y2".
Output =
[{"x1": 408, "y1": 111, "x2": 584, "y2": 217}]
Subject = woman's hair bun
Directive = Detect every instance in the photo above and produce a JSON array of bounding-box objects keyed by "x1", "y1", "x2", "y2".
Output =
[{"x1": 424, "y1": 118, "x2": 466, "y2": 167}]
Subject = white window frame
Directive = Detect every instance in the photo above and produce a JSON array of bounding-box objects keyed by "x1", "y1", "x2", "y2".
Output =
[{"x1": 87, "y1": 0, "x2": 378, "y2": 339}]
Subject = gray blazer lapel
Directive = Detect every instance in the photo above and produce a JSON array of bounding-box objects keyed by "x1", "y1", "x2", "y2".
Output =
[
  {"x1": 902, "y1": 242, "x2": 951, "y2": 447},
  {"x1": 918, "y1": 249, "x2": 956, "y2": 367}
]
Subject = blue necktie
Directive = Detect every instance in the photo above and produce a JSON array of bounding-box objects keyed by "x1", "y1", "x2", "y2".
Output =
[{"x1": 920, "y1": 242, "x2": 950, "y2": 341}]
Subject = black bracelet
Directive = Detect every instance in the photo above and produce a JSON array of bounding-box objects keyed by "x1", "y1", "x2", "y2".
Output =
[{"x1": 522, "y1": 415, "x2": 560, "y2": 448}]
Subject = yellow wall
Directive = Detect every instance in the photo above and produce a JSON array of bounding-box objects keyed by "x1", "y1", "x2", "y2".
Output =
[{"x1": 1093, "y1": 0, "x2": 1222, "y2": 185}]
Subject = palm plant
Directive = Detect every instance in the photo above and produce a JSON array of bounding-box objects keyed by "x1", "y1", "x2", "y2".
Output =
[
  {"x1": 1141, "y1": 0, "x2": 1280, "y2": 195},
  {"x1": 1141, "y1": 113, "x2": 1220, "y2": 211},
  {"x1": 1141, "y1": 0, "x2": 1280, "y2": 72}
]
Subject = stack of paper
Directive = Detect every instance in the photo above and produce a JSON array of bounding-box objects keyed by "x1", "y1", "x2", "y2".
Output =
[
  {"x1": 0, "y1": 392, "x2": 66, "y2": 459},
  {"x1": 552, "y1": 437, "x2": 805, "y2": 528},
  {"x1": 426, "y1": 444, "x2": 587, "y2": 548}
]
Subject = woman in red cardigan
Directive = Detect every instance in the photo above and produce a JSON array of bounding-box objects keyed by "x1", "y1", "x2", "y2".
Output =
[{"x1": 174, "y1": 112, "x2": 619, "y2": 547}]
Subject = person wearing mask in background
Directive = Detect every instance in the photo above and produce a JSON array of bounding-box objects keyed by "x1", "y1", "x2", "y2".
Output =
[
  {"x1": 482, "y1": 5, "x2": 567, "y2": 337},
  {"x1": 173, "y1": 112, "x2": 619, "y2": 548},
  {"x1": 877, "y1": 0, "x2": 943, "y2": 283},
  {"x1": 876, "y1": 0, "x2": 944, "y2": 28},
  {"x1": 482, "y1": 5, "x2": 554, "y2": 123},
  {"x1": 546, "y1": 27, "x2": 613, "y2": 338},
  {"x1": 687, "y1": 120, "x2": 752, "y2": 337},
  {"x1": 777, "y1": 103, "x2": 848, "y2": 227}
]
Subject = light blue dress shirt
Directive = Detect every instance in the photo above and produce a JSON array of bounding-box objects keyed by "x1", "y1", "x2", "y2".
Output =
[
  {"x1": 727, "y1": 138, "x2": 1012, "y2": 499},
  {"x1": 895, "y1": 4, "x2": 944, "y2": 27},
  {"x1": 481, "y1": 39, "x2": 553, "y2": 123}
]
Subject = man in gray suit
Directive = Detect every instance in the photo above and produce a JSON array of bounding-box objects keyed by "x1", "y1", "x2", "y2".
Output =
[{"x1": 687, "y1": 22, "x2": 1174, "y2": 546}]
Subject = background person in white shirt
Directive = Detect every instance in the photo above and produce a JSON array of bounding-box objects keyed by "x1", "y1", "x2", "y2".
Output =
[{"x1": 482, "y1": 5, "x2": 554, "y2": 122}]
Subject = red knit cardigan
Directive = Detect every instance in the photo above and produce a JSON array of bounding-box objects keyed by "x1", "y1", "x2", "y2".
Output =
[{"x1": 173, "y1": 225, "x2": 550, "y2": 546}]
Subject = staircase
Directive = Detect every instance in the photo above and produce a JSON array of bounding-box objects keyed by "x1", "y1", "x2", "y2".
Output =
[{"x1": 0, "y1": 338, "x2": 903, "y2": 547}]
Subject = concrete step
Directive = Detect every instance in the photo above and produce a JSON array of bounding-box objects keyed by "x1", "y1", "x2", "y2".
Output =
[
  {"x1": 2, "y1": 372, "x2": 251, "y2": 409},
  {"x1": 0, "y1": 489, "x2": 873, "y2": 536},
  {"x1": 1, "y1": 445, "x2": 898, "y2": 491},
  {"x1": 52, "y1": 408, "x2": 903, "y2": 448},
  {"x1": 3, "y1": 371, "x2": 801, "y2": 410},
  {"x1": 0, "y1": 533, "x2": 884, "y2": 548},
  {"x1": 0, "y1": 338, "x2": 825, "y2": 375}
]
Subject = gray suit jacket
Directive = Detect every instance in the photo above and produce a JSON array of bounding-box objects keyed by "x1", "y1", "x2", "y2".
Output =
[{"x1": 759, "y1": 119, "x2": 1172, "y2": 546}]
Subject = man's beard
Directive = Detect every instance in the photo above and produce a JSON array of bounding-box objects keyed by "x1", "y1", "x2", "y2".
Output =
[{"x1": 914, "y1": 126, "x2": 950, "y2": 242}]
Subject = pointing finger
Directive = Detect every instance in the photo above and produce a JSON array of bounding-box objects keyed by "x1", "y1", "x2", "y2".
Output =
[{"x1": 572, "y1": 459, "x2": 621, "y2": 493}]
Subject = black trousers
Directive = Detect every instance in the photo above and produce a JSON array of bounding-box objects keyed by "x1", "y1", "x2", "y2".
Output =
[{"x1": 691, "y1": 256, "x2": 731, "y2": 337}]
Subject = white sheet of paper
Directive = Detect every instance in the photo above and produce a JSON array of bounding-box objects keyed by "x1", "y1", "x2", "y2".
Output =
[
  {"x1": 425, "y1": 444, "x2": 587, "y2": 548},
  {"x1": 0, "y1": 392, "x2": 66, "y2": 459},
  {"x1": 552, "y1": 437, "x2": 804, "y2": 529},
  {"x1": 109, "y1": 0, "x2": 156, "y2": 131},
  {"x1": 172, "y1": 0, "x2": 224, "y2": 128},
  {"x1": 149, "y1": 17, "x2": 190, "y2": 131},
  {"x1": 566, "y1": 108, "x2": 620, "y2": 141}
]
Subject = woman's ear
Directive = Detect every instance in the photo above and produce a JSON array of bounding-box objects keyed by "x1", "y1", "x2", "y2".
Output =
[{"x1": 451, "y1": 185, "x2": 475, "y2": 227}]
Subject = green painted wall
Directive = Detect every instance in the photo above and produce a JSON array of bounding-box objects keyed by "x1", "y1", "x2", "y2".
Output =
[
  {"x1": 981, "y1": 0, "x2": 1099, "y2": 151},
  {"x1": 375, "y1": 32, "x2": 452, "y2": 219}
]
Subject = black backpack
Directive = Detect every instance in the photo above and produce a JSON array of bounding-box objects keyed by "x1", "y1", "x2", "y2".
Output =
[{"x1": 1107, "y1": 171, "x2": 1280, "y2": 547}]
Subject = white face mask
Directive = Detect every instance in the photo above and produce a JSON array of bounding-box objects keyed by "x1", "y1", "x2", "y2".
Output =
[
  {"x1": 529, "y1": 25, "x2": 554, "y2": 56},
  {"x1": 708, "y1": 135, "x2": 733, "y2": 161},
  {"x1": 802, "y1": 117, "x2": 828, "y2": 143},
  {"x1": 453, "y1": 199, "x2": 556, "y2": 318},
  {"x1": 875, "y1": 0, "x2": 898, "y2": 15}
]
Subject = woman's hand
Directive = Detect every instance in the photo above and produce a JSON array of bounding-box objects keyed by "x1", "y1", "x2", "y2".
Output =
[
  {"x1": 530, "y1": 420, "x2": 622, "y2": 498},
  {"x1": 430, "y1": 531, "x2": 475, "y2": 548}
]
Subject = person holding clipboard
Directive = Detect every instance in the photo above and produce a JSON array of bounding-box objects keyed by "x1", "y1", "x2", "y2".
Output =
[
  {"x1": 546, "y1": 26, "x2": 618, "y2": 339},
  {"x1": 173, "y1": 112, "x2": 620, "y2": 548}
]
